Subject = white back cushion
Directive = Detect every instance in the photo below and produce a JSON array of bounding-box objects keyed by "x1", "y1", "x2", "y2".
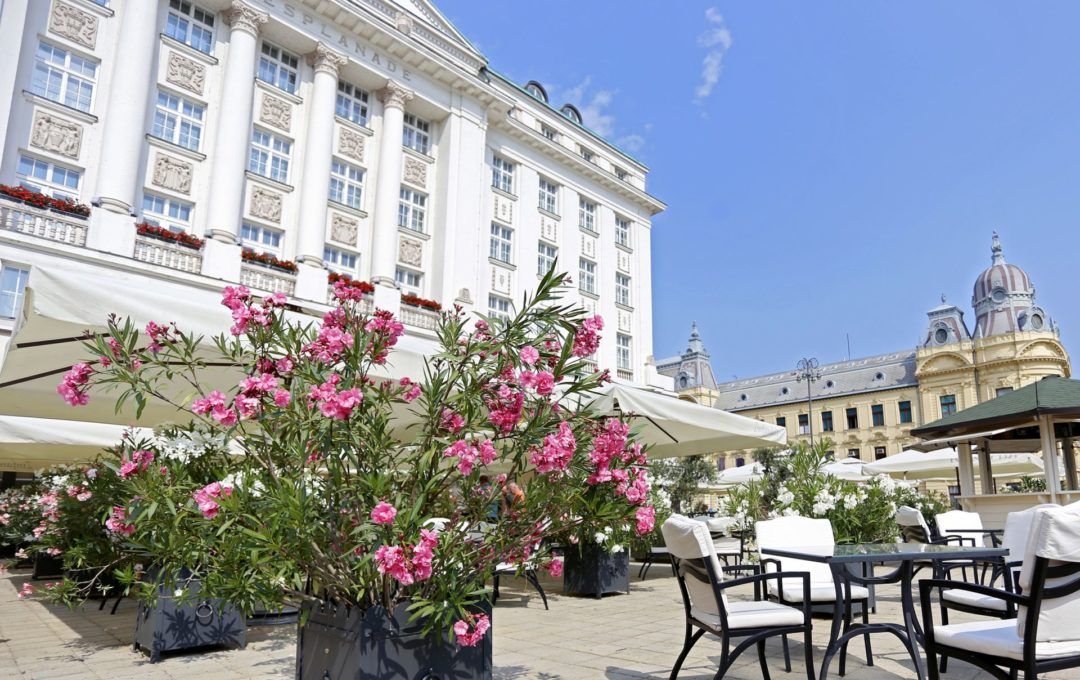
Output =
[
  {"x1": 1002, "y1": 504, "x2": 1058, "y2": 562},
  {"x1": 662, "y1": 514, "x2": 728, "y2": 613},
  {"x1": 1017, "y1": 501, "x2": 1080, "y2": 642},
  {"x1": 756, "y1": 515, "x2": 835, "y2": 584},
  {"x1": 936, "y1": 510, "x2": 985, "y2": 544},
  {"x1": 896, "y1": 506, "x2": 932, "y2": 541}
]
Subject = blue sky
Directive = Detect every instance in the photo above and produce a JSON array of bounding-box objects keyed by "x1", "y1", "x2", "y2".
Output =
[{"x1": 439, "y1": 1, "x2": 1080, "y2": 378}]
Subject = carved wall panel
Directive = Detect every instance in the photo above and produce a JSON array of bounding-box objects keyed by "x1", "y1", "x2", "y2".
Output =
[
  {"x1": 617, "y1": 250, "x2": 631, "y2": 273},
  {"x1": 30, "y1": 110, "x2": 82, "y2": 159},
  {"x1": 398, "y1": 238, "x2": 423, "y2": 267},
  {"x1": 338, "y1": 128, "x2": 365, "y2": 162},
  {"x1": 490, "y1": 266, "x2": 512, "y2": 295},
  {"x1": 166, "y1": 52, "x2": 205, "y2": 96},
  {"x1": 49, "y1": 2, "x2": 97, "y2": 49},
  {"x1": 249, "y1": 187, "x2": 282, "y2": 222},
  {"x1": 580, "y1": 233, "x2": 597, "y2": 259},
  {"x1": 329, "y1": 213, "x2": 358, "y2": 246},
  {"x1": 618, "y1": 309, "x2": 633, "y2": 333},
  {"x1": 582, "y1": 298, "x2": 598, "y2": 316},
  {"x1": 152, "y1": 154, "x2": 193, "y2": 194},
  {"x1": 403, "y1": 157, "x2": 427, "y2": 188},
  {"x1": 492, "y1": 193, "x2": 513, "y2": 225},
  {"x1": 539, "y1": 215, "x2": 558, "y2": 243},
  {"x1": 259, "y1": 94, "x2": 292, "y2": 131}
]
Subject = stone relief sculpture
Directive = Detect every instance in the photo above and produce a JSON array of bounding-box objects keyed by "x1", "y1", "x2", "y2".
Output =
[
  {"x1": 49, "y1": 2, "x2": 97, "y2": 49},
  {"x1": 250, "y1": 188, "x2": 282, "y2": 222},
  {"x1": 152, "y1": 155, "x2": 193, "y2": 194},
  {"x1": 338, "y1": 129, "x2": 365, "y2": 162},
  {"x1": 166, "y1": 52, "x2": 205, "y2": 95},
  {"x1": 456, "y1": 288, "x2": 473, "y2": 304},
  {"x1": 403, "y1": 157, "x2": 427, "y2": 187},
  {"x1": 398, "y1": 238, "x2": 423, "y2": 267},
  {"x1": 30, "y1": 111, "x2": 82, "y2": 158},
  {"x1": 330, "y1": 214, "x2": 359, "y2": 246},
  {"x1": 260, "y1": 94, "x2": 292, "y2": 131}
]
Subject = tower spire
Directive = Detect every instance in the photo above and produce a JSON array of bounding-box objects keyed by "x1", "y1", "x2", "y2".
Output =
[{"x1": 991, "y1": 230, "x2": 1005, "y2": 264}]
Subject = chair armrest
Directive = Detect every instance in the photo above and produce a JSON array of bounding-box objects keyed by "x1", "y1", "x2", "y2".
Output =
[
  {"x1": 938, "y1": 534, "x2": 977, "y2": 547},
  {"x1": 919, "y1": 578, "x2": 1029, "y2": 608},
  {"x1": 720, "y1": 570, "x2": 813, "y2": 619},
  {"x1": 722, "y1": 563, "x2": 760, "y2": 576}
]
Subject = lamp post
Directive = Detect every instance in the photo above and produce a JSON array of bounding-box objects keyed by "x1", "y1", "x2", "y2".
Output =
[{"x1": 795, "y1": 357, "x2": 822, "y2": 446}]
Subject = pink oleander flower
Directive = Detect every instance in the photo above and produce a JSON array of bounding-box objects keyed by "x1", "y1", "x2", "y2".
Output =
[
  {"x1": 370, "y1": 501, "x2": 397, "y2": 525},
  {"x1": 57, "y1": 362, "x2": 93, "y2": 406},
  {"x1": 374, "y1": 544, "x2": 413, "y2": 585},
  {"x1": 519, "y1": 370, "x2": 555, "y2": 397},
  {"x1": 444, "y1": 439, "x2": 479, "y2": 476},
  {"x1": 399, "y1": 377, "x2": 422, "y2": 403},
  {"x1": 192, "y1": 482, "x2": 232, "y2": 520},
  {"x1": 635, "y1": 505, "x2": 656, "y2": 535},
  {"x1": 545, "y1": 558, "x2": 564, "y2": 578},
  {"x1": 571, "y1": 315, "x2": 604, "y2": 358},
  {"x1": 440, "y1": 408, "x2": 465, "y2": 434},
  {"x1": 118, "y1": 460, "x2": 138, "y2": 479},
  {"x1": 276, "y1": 356, "x2": 295, "y2": 374},
  {"x1": 272, "y1": 388, "x2": 292, "y2": 407},
  {"x1": 265, "y1": 292, "x2": 287, "y2": 306},
  {"x1": 45, "y1": 547, "x2": 61, "y2": 556},
  {"x1": 105, "y1": 506, "x2": 135, "y2": 536},
  {"x1": 191, "y1": 390, "x2": 227, "y2": 415},
  {"x1": 15, "y1": 548, "x2": 28, "y2": 559},
  {"x1": 486, "y1": 385, "x2": 525, "y2": 434},
  {"x1": 453, "y1": 613, "x2": 490, "y2": 647},
  {"x1": 530, "y1": 421, "x2": 577, "y2": 474},
  {"x1": 144, "y1": 320, "x2": 173, "y2": 353},
  {"x1": 17, "y1": 583, "x2": 34, "y2": 599},
  {"x1": 519, "y1": 345, "x2": 539, "y2": 366}
]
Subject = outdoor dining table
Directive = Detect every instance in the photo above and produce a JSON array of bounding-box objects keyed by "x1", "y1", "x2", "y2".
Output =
[{"x1": 760, "y1": 542, "x2": 1007, "y2": 680}]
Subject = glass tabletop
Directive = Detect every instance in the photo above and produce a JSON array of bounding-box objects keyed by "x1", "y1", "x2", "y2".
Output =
[{"x1": 761, "y1": 542, "x2": 1009, "y2": 564}]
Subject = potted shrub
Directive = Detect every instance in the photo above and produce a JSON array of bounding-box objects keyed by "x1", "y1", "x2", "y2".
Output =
[
  {"x1": 56, "y1": 269, "x2": 656, "y2": 678},
  {"x1": 0, "y1": 484, "x2": 43, "y2": 560}
]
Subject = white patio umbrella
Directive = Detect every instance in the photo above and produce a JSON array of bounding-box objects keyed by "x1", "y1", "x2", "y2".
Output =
[
  {"x1": 0, "y1": 415, "x2": 151, "y2": 470},
  {"x1": 862, "y1": 447, "x2": 1044, "y2": 481},
  {"x1": 588, "y1": 384, "x2": 787, "y2": 460},
  {"x1": 820, "y1": 457, "x2": 872, "y2": 482},
  {"x1": 715, "y1": 462, "x2": 765, "y2": 489}
]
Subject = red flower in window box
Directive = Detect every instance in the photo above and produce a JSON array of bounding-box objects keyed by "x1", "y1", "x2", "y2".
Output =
[
  {"x1": 401, "y1": 293, "x2": 442, "y2": 312},
  {"x1": 136, "y1": 222, "x2": 205, "y2": 250},
  {"x1": 0, "y1": 184, "x2": 90, "y2": 217},
  {"x1": 241, "y1": 249, "x2": 298, "y2": 274},
  {"x1": 327, "y1": 271, "x2": 374, "y2": 294}
]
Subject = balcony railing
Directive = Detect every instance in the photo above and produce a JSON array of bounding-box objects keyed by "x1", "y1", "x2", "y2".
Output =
[
  {"x1": 617, "y1": 368, "x2": 634, "y2": 381},
  {"x1": 399, "y1": 303, "x2": 440, "y2": 331},
  {"x1": 0, "y1": 198, "x2": 87, "y2": 246},
  {"x1": 240, "y1": 264, "x2": 296, "y2": 296},
  {"x1": 134, "y1": 236, "x2": 203, "y2": 274}
]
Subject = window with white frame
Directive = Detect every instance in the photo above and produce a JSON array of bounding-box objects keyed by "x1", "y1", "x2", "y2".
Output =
[
  {"x1": 397, "y1": 187, "x2": 426, "y2": 233},
  {"x1": 395, "y1": 267, "x2": 423, "y2": 294},
  {"x1": 491, "y1": 155, "x2": 515, "y2": 194},
  {"x1": 537, "y1": 242, "x2": 557, "y2": 276},
  {"x1": 248, "y1": 129, "x2": 292, "y2": 183},
  {"x1": 616, "y1": 334, "x2": 632, "y2": 371},
  {"x1": 329, "y1": 159, "x2": 364, "y2": 209},
  {"x1": 578, "y1": 198, "x2": 597, "y2": 232},
  {"x1": 323, "y1": 246, "x2": 359, "y2": 276},
  {"x1": 16, "y1": 155, "x2": 80, "y2": 201},
  {"x1": 141, "y1": 192, "x2": 193, "y2": 232},
  {"x1": 580, "y1": 146, "x2": 595, "y2": 163},
  {"x1": 538, "y1": 178, "x2": 558, "y2": 214},
  {"x1": 335, "y1": 80, "x2": 369, "y2": 126},
  {"x1": 165, "y1": 0, "x2": 215, "y2": 54},
  {"x1": 258, "y1": 42, "x2": 299, "y2": 94},
  {"x1": 489, "y1": 223, "x2": 512, "y2": 264},
  {"x1": 402, "y1": 113, "x2": 431, "y2": 154},
  {"x1": 151, "y1": 90, "x2": 205, "y2": 151},
  {"x1": 616, "y1": 273, "x2": 631, "y2": 307},
  {"x1": 579, "y1": 258, "x2": 596, "y2": 295},
  {"x1": 0, "y1": 265, "x2": 30, "y2": 320},
  {"x1": 614, "y1": 166, "x2": 628, "y2": 181},
  {"x1": 540, "y1": 123, "x2": 558, "y2": 141},
  {"x1": 241, "y1": 222, "x2": 283, "y2": 254},
  {"x1": 615, "y1": 215, "x2": 631, "y2": 247},
  {"x1": 31, "y1": 41, "x2": 97, "y2": 113},
  {"x1": 488, "y1": 294, "x2": 512, "y2": 321}
]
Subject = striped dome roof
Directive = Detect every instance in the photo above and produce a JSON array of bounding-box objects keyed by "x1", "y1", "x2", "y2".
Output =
[{"x1": 972, "y1": 232, "x2": 1033, "y2": 303}]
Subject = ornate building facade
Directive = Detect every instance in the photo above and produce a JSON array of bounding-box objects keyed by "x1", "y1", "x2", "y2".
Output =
[
  {"x1": 0, "y1": 0, "x2": 666, "y2": 386},
  {"x1": 660, "y1": 233, "x2": 1071, "y2": 468}
]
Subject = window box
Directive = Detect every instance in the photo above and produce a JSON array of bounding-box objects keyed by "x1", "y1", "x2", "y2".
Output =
[
  {"x1": 136, "y1": 222, "x2": 204, "y2": 250},
  {"x1": 241, "y1": 248, "x2": 297, "y2": 274},
  {"x1": 327, "y1": 271, "x2": 373, "y2": 295},
  {"x1": 0, "y1": 184, "x2": 89, "y2": 218},
  {"x1": 401, "y1": 293, "x2": 441, "y2": 312}
]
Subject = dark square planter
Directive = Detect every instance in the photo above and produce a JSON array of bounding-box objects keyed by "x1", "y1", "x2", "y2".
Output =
[
  {"x1": 296, "y1": 600, "x2": 492, "y2": 680},
  {"x1": 562, "y1": 544, "x2": 630, "y2": 598},
  {"x1": 32, "y1": 554, "x2": 64, "y2": 580},
  {"x1": 133, "y1": 576, "x2": 245, "y2": 662}
]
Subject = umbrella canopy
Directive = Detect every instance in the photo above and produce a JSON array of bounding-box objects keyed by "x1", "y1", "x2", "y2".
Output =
[
  {"x1": 820, "y1": 457, "x2": 871, "y2": 482},
  {"x1": 0, "y1": 266, "x2": 431, "y2": 427},
  {"x1": 862, "y1": 447, "x2": 1044, "y2": 481},
  {"x1": 587, "y1": 384, "x2": 787, "y2": 459},
  {"x1": 0, "y1": 415, "x2": 151, "y2": 470},
  {"x1": 715, "y1": 462, "x2": 765, "y2": 488}
]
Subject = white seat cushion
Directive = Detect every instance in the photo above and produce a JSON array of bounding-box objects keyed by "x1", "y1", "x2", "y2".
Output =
[
  {"x1": 935, "y1": 619, "x2": 1080, "y2": 661},
  {"x1": 767, "y1": 580, "x2": 870, "y2": 603},
  {"x1": 713, "y1": 538, "x2": 742, "y2": 554},
  {"x1": 692, "y1": 600, "x2": 804, "y2": 630},
  {"x1": 942, "y1": 588, "x2": 1008, "y2": 612}
]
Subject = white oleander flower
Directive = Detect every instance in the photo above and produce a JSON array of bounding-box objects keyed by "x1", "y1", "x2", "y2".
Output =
[
  {"x1": 610, "y1": 544, "x2": 624, "y2": 554},
  {"x1": 594, "y1": 532, "x2": 608, "y2": 544}
]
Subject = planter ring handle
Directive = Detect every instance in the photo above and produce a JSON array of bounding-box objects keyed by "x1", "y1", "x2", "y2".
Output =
[{"x1": 195, "y1": 601, "x2": 215, "y2": 625}]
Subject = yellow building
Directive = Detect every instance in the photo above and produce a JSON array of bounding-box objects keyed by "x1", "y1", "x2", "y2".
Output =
[{"x1": 658, "y1": 233, "x2": 1070, "y2": 474}]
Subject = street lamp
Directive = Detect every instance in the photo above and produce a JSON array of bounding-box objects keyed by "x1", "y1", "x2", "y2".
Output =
[{"x1": 795, "y1": 357, "x2": 822, "y2": 446}]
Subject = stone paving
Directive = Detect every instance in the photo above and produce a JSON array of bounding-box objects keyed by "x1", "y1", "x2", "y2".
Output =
[{"x1": 0, "y1": 562, "x2": 1064, "y2": 679}]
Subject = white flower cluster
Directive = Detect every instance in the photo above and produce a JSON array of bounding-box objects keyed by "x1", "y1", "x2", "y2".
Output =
[
  {"x1": 811, "y1": 488, "x2": 837, "y2": 517},
  {"x1": 155, "y1": 430, "x2": 226, "y2": 463}
]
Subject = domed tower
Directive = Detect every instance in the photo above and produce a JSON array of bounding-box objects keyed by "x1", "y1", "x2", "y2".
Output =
[{"x1": 972, "y1": 232, "x2": 1050, "y2": 338}]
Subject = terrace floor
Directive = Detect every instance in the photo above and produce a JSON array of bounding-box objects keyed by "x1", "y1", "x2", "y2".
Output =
[{"x1": 0, "y1": 561, "x2": 1065, "y2": 679}]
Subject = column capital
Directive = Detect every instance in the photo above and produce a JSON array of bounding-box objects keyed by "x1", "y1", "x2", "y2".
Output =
[
  {"x1": 225, "y1": 1, "x2": 268, "y2": 37},
  {"x1": 307, "y1": 43, "x2": 348, "y2": 77},
  {"x1": 378, "y1": 81, "x2": 414, "y2": 110}
]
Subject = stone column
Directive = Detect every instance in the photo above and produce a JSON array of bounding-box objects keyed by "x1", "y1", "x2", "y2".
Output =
[
  {"x1": 293, "y1": 44, "x2": 347, "y2": 302},
  {"x1": 201, "y1": 1, "x2": 267, "y2": 282},
  {"x1": 86, "y1": 0, "x2": 159, "y2": 255},
  {"x1": 369, "y1": 81, "x2": 413, "y2": 310}
]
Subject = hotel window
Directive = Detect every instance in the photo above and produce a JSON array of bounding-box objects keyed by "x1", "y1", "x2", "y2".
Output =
[
  {"x1": 996, "y1": 386, "x2": 1014, "y2": 397},
  {"x1": 940, "y1": 394, "x2": 957, "y2": 416},
  {"x1": 488, "y1": 294, "x2": 512, "y2": 321},
  {"x1": 165, "y1": 1, "x2": 215, "y2": 54},
  {"x1": 874, "y1": 446, "x2": 887, "y2": 460},
  {"x1": 335, "y1": 81, "x2": 369, "y2": 126},
  {"x1": 16, "y1": 155, "x2": 80, "y2": 201},
  {"x1": 258, "y1": 42, "x2": 299, "y2": 94},
  {"x1": 489, "y1": 223, "x2": 512, "y2": 264},
  {"x1": 614, "y1": 166, "x2": 628, "y2": 181},
  {"x1": 616, "y1": 334, "x2": 632, "y2": 370},
  {"x1": 329, "y1": 159, "x2": 364, "y2": 209},
  {"x1": 615, "y1": 216, "x2": 631, "y2": 247},
  {"x1": 821, "y1": 410, "x2": 834, "y2": 432},
  {"x1": 323, "y1": 246, "x2": 359, "y2": 276},
  {"x1": 538, "y1": 178, "x2": 559, "y2": 214},
  {"x1": 847, "y1": 448, "x2": 861, "y2": 459},
  {"x1": 402, "y1": 113, "x2": 430, "y2": 154},
  {"x1": 491, "y1": 155, "x2": 515, "y2": 194},
  {"x1": 845, "y1": 407, "x2": 859, "y2": 429},
  {"x1": 615, "y1": 273, "x2": 631, "y2": 306},
  {"x1": 31, "y1": 41, "x2": 97, "y2": 113},
  {"x1": 824, "y1": 450, "x2": 836, "y2": 461},
  {"x1": 540, "y1": 123, "x2": 558, "y2": 141},
  {"x1": 898, "y1": 400, "x2": 913, "y2": 424},
  {"x1": 395, "y1": 267, "x2": 422, "y2": 294},
  {"x1": 241, "y1": 222, "x2": 283, "y2": 255},
  {"x1": 776, "y1": 416, "x2": 786, "y2": 427},
  {"x1": 580, "y1": 146, "x2": 595, "y2": 163},
  {"x1": 537, "y1": 242, "x2": 557, "y2": 276},
  {"x1": 397, "y1": 187, "x2": 427, "y2": 233},
  {"x1": 735, "y1": 457, "x2": 745, "y2": 468},
  {"x1": 141, "y1": 192, "x2": 192, "y2": 232},
  {"x1": 248, "y1": 129, "x2": 292, "y2": 183},
  {"x1": 0, "y1": 265, "x2": 30, "y2": 320},
  {"x1": 797, "y1": 413, "x2": 810, "y2": 435},
  {"x1": 871, "y1": 404, "x2": 885, "y2": 427},
  {"x1": 578, "y1": 198, "x2": 596, "y2": 232},
  {"x1": 578, "y1": 258, "x2": 596, "y2": 295},
  {"x1": 151, "y1": 90, "x2": 205, "y2": 151}
]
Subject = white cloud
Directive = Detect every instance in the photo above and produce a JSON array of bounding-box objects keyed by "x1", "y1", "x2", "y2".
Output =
[
  {"x1": 617, "y1": 134, "x2": 646, "y2": 153},
  {"x1": 694, "y1": 8, "x2": 733, "y2": 104},
  {"x1": 559, "y1": 78, "x2": 647, "y2": 154}
]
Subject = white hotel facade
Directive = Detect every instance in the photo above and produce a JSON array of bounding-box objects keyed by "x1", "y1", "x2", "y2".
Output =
[{"x1": 0, "y1": 0, "x2": 667, "y2": 384}]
